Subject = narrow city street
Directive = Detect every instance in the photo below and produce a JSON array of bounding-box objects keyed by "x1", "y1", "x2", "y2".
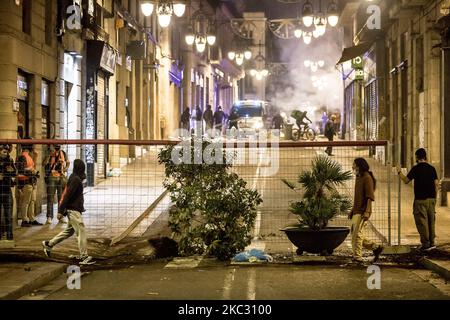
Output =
[{"x1": 2, "y1": 0, "x2": 450, "y2": 304}]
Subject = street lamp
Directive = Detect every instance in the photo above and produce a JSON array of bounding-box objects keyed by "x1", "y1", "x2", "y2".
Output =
[
  {"x1": 228, "y1": 51, "x2": 236, "y2": 60},
  {"x1": 140, "y1": 1, "x2": 186, "y2": 28},
  {"x1": 327, "y1": 0, "x2": 339, "y2": 27},
  {"x1": 195, "y1": 35, "x2": 206, "y2": 53},
  {"x1": 235, "y1": 53, "x2": 244, "y2": 66},
  {"x1": 185, "y1": 25, "x2": 195, "y2": 45},
  {"x1": 173, "y1": 3, "x2": 186, "y2": 17},
  {"x1": 244, "y1": 50, "x2": 252, "y2": 60},
  {"x1": 303, "y1": 31, "x2": 312, "y2": 45},
  {"x1": 141, "y1": 2, "x2": 154, "y2": 16},
  {"x1": 302, "y1": 0, "x2": 314, "y2": 28},
  {"x1": 184, "y1": 1, "x2": 216, "y2": 53}
]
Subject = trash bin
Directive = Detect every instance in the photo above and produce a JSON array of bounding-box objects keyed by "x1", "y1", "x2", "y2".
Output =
[{"x1": 284, "y1": 123, "x2": 294, "y2": 140}]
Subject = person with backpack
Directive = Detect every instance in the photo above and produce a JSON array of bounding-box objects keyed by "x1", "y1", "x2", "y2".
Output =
[
  {"x1": 44, "y1": 144, "x2": 70, "y2": 224},
  {"x1": 0, "y1": 144, "x2": 17, "y2": 241},
  {"x1": 325, "y1": 115, "x2": 336, "y2": 156},
  {"x1": 42, "y1": 159, "x2": 94, "y2": 265}
]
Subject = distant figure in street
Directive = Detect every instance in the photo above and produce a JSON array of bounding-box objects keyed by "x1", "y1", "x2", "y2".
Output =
[
  {"x1": 42, "y1": 159, "x2": 94, "y2": 265},
  {"x1": 228, "y1": 109, "x2": 239, "y2": 130},
  {"x1": 292, "y1": 110, "x2": 312, "y2": 131},
  {"x1": 181, "y1": 107, "x2": 191, "y2": 134},
  {"x1": 334, "y1": 113, "x2": 341, "y2": 136},
  {"x1": 0, "y1": 144, "x2": 17, "y2": 241},
  {"x1": 349, "y1": 158, "x2": 384, "y2": 263},
  {"x1": 324, "y1": 115, "x2": 336, "y2": 156},
  {"x1": 321, "y1": 112, "x2": 329, "y2": 135},
  {"x1": 213, "y1": 106, "x2": 225, "y2": 135},
  {"x1": 194, "y1": 105, "x2": 203, "y2": 135},
  {"x1": 397, "y1": 148, "x2": 439, "y2": 252},
  {"x1": 203, "y1": 104, "x2": 214, "y2": 133},
  {"x1": 272, "y1": 112, "x2": 284, "y2": 130}
]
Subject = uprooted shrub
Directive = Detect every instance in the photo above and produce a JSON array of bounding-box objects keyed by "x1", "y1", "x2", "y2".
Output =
[{"x1": 158, "y1": 138, "x2": 262, "y2": 260}]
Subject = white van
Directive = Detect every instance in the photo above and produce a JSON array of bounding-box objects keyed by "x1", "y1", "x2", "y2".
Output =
[{"x1": 230, "y1": 100, "x2": 268, "y2": 134}]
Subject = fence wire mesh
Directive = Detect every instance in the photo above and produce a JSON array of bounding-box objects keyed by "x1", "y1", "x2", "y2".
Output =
[{"x1": 0, "y1": 140, "x2": 399, "y2": 254}]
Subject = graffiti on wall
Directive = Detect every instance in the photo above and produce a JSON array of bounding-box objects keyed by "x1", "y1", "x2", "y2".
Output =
[{"x1": 86, "y1": 77, "x2": 95, "y2": 164}]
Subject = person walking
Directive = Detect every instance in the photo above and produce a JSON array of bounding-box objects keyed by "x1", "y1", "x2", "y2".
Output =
[
  {"x1": 194, "y1": 105, "x2": 203, "y2": 136},
  {"x1": 396, "y1": 148, "x2": 439, "y2": 251},
  {"x1": 324, "y1": 115, "x2": 336, "y2": 156},
  {"x1": 181, "y1": 107, "x2": 191, "y2": 135},
  {"x1": 43, "y1": 144, "x2": 70, "y2": 224},
  {"x1": 0, "y1": 144, "x2": 17, "y2": 241},
  {"x1": 321, "y1": 112, "x2": 328, "y2": 135},
  {"x1": 349, "y1": 158, "x2": 384, "y2": 263},
  {"x1": 42, "y1": 159, "x2": 94, "y2": 265},
  {"x1": 272, "y1": 112, "x2": 284, "y2": 131},
  {"x1": 16, "y1": 139, "x2": 42, "y2": 227},
  {"x1": 203, "y1": 104, "x2": 214, "y2": 134},
  {"x1": 213, "y1": 106, "x2": 225, "y2": 136}
]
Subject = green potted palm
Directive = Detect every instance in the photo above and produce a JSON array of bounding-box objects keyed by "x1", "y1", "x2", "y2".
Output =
[{"x1": 281, "y1": 155, "x2": 353, "y2": 255}]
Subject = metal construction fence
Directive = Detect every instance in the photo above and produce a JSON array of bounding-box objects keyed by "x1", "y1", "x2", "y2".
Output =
[{"x1": 0, "y1": 139, "x2": 400, "y2": 253}]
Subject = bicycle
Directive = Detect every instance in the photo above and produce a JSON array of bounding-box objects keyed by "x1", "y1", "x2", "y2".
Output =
[{"x1": 292, "y1": 123, "x2": 317, "y2": 141}]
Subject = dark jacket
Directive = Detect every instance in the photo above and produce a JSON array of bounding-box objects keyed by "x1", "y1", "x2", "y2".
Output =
[
  {"x1": 0, "y1": 156, "x2": 16, "y2": 193},
  {"x1": 59, "y1": 159, "x2": 86, "y2": 215},
  {"x1": 325, "y1": 120, "x2": 336, "y2": 139},
  {"x1": 214, "y1": 110, "x2": 225, "y2": 126}
]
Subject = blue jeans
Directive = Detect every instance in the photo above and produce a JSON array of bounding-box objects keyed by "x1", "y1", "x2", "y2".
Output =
[{"x1": 0, "y1": 191, "x2": 13, "y2": 239}]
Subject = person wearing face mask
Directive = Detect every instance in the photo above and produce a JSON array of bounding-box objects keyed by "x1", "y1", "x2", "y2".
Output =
[
  {"x1": 0, "y1": 144, "x2": 17, "y2": 241},
  {"x1": 396, "y1": 148, "x2": 439, "y2": 252},
  {"x1": 348, "y1": 158, "x2": 384, "y2": 263}
]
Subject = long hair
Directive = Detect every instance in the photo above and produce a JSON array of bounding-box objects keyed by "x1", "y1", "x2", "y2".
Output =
[{"x1": 354, "y1": 158, "x2": 377, "y2": 191}]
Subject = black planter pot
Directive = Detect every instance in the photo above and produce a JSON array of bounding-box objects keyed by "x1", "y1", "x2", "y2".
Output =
[{"x1": 281, "y1": 225, "x2": 350, "y2": 255}]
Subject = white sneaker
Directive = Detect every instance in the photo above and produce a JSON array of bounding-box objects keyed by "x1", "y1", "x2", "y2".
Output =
[
  {"x1": 46, "y1": 217, "x2": 52, "y2": 225},
  {"x1": 79, "y1": 256, "x2": 95, "y2": 265}
]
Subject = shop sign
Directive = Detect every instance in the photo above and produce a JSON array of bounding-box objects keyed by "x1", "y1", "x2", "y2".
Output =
[
  {"x1": 87, "y1": 0, "x2": 95, "y2": 16},
  {"x1": 17, "y1": 75, "x2": 28, "y2": 100},
  {"x1": 100, "y1": 45, "x2": 117, "y2": 74},
  {"x1": 41, "y1": 81, "x2": 50, "y2": 106},
  {"x1": 126, "y1": 56, "x2": 132, "y2": 72},
  {"x1": 13, "y1": 99, "x2": 20, "y2": 112},
  {"x1": 352, "y1": 56, "x2": 364, "y2": 69},
  {"x1": 355, "y1": 69, "x2": 365, "y2": 81}
]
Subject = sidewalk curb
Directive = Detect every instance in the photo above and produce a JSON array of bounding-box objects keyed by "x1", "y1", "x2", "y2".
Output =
[
  {"x1": 0, "y1": 263, "x2": 67, "y2": 300},
  {"x1": 420, "y1": 258, "x2": 450, "y2": 281}
]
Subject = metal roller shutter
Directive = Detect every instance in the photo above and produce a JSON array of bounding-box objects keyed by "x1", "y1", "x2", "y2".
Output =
[{"x1": 97, "y1": 72, "x2": 105, "y2": 180}]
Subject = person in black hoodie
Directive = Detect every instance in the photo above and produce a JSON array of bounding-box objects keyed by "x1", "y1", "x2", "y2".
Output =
[
  {"x1": 0, "y1": 144, "x2": 17, "y2": 241},
  {"x1": 42, "y1": 159, "x2": 94, "y2": 265}
]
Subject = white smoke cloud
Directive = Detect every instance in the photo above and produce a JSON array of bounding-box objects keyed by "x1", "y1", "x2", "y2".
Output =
[{"x1": 268, "y1": 27, "x2": 344, "y2": 125}]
